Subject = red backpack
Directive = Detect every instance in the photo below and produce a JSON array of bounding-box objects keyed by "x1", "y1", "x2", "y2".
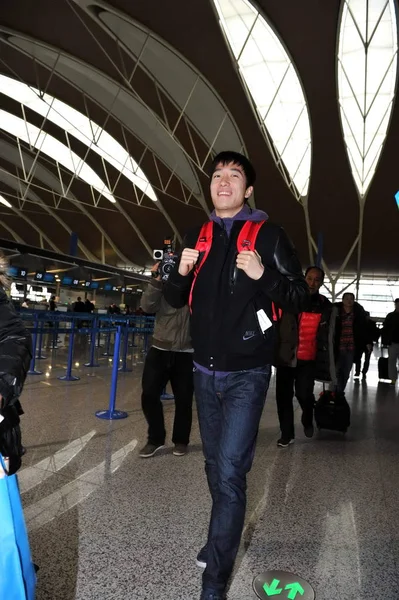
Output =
[{"x1": 188, "y1": 220, "x2": 265, "y2": 310}]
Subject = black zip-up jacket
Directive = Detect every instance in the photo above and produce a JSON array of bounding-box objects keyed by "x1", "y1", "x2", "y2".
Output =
[{"x1": 164, "y1": 220, "x2": 309, "y2": 371}]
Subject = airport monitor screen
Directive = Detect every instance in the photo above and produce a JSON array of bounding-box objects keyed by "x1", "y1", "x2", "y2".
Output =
[
  {"x1": 35, "y1": 272, "x2": 55, "y2": 284},
  {"x1": 61, "y1": 276, "x2": 73, "y2": 286},
  {"x1": 7, "y1": 266, "x2": 27, "y2": 279}
]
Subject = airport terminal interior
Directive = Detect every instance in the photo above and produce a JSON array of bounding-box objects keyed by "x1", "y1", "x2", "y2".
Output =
[
  {"x1": 1, "y1": 0, "x2": 399, "y2": 599},
  {"x1": 19, "y1": 346, "x2": 399, "y2": 600}
]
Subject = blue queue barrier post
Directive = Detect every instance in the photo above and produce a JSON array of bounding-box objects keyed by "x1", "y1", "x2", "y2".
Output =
[
  {"x1": 96, "y1": 326, "x2": 128, "y2": 420},
  {"x1": 36, "y1": 319, "x2": 46, "y2": 360},
  {"x1": 102, "y1": 326, "x2": 112, "y2": 356},
  {"x1": 84, "y1": 317, "x2": 100, "y2": 367},
  {"x1": 96, "y1": 323, "x2": 101, "y2": 348},
  {"x1": 50, "y1": 319, "x2": 59, "y2": 350},
  {"x1": 58, "y1": 320, "x2": 80, "y2": 381},
  {"x1": 129, "y1": 317, "x2": 138, "y2": 347},
  {"x1": 28, "y1": 314, "x2": 43, "y2": 375},
  {"x1": 129, "y1": 328, "x2": 136, "y2": 348},
  {"x1": 118, "y1": 321, "x2": 132, "y2": 373}
]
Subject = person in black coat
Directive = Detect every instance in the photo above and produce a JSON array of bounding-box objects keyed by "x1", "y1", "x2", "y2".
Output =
[
  {"x1": 165, "y1": 150, "x2": 308, "y2": 600},
  {"x1": 0, "y1": 254, "x2": 32, "y2": 474},
  {"x1": 354, "y1": 312, "x2": 379, "y2": 378}
]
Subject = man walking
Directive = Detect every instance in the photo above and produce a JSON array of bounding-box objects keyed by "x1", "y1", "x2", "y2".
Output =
[
  {"x1": 354, "y1": 312, "x2": 378, "y2": 379},
  {"x1": 334, "y1": 292, "x2": 367, "y2": 393},
  {"x1": 382, "y1": 298, "x2": 399, "y2": 385},
  {"x1": 165, "y1": 151, "x2": 308, "y2": 600},
  {"x1": 275, "y1": 266, "x2": 336, "y2": 447}
]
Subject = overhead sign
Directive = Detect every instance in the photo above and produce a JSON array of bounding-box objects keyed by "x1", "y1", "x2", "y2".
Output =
[{"x1": 253, "y1": 571, "x2": 315, "y2": 600}]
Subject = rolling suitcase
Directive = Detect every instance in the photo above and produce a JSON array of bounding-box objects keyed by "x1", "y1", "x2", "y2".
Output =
[
  {"x1": 315, "y1": 388, "x2": 350, "y2": 433},
  {"x1": 378, "y1": 347, "x2": 389, "y2": 380}
]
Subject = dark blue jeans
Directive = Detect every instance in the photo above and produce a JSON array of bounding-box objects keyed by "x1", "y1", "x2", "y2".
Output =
[
  {"x1": 194, "y1": 365, "x2": 272, "y2": 595},
  {"x1": 336, "y1": 350, "x2": 354, "y2": 393}
]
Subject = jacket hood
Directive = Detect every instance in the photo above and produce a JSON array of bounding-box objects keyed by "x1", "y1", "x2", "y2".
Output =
[{"x1": 210, "y1": 204, "x2": 268, "y2": 225}]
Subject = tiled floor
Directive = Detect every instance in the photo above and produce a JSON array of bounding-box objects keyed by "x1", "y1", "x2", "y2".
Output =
[{"x1": 17, "y1": 340, "x2": 399, "y2": 599}]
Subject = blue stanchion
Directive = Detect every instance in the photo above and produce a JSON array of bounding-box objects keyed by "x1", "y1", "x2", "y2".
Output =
[
  {"x1": 28, "y1": 315, "x2": 42, "y2": 375},
  {"x1": 58, "y1": 321, "x2": 80, "y2": 381},
  {"x1": 84, "y1": 317, "x2": 100, "y2": 367},
  {"x1": 96, "y1": 326, "x2": 128, "y2": 420},
  {"x1": 118, "y1": 322, "x2": 132, "y2": 373},
  {"x1": 129, "y1": 328, "x2": 136, "y2": 348},
  {"x1": 102, "y1": 329, "x2": 112, "y2": 356},
  {"x1": 52, "y1": 320, "x2": 59, "y2": 349},
  {"x1": 129, "y1": 318, "x2": 140, "y2": 347},
  {"x1": 36, "y1": 320, "x2": 46, "y2": 360}
]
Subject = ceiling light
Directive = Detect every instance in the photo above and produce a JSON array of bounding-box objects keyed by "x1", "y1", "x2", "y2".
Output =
[{"x1": 0, "y1": 194, "x2": 12, "y2": 208}]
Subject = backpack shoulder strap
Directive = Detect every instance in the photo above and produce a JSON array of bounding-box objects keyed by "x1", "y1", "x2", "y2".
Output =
[
  {"x1": 189, "y1": 222, "x2": 213, "y2": 311},
  {"x1": 194, "y1": 222, "x2": 213, "y2": 254},
  {"x1": 236, "y1": 220, "x2": 265, "y2": 253}
]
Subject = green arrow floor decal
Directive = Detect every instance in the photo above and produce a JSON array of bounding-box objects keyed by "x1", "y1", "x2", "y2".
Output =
[
  {"x1": 253, "y1": 570, "x2": 314, "y2": 600},
  {"x1": 263, "y1": 579, "x2": 283, "y2": 596},
  {"x1": 285, "y1": 582, "x2": 305, "y2": 599}
]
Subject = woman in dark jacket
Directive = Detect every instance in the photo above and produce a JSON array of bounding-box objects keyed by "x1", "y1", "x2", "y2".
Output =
[{"x1": 0, "y1": 254, "x2": 32, "y2": 474}]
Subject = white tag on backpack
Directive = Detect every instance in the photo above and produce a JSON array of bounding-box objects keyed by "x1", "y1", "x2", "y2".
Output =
[{"x1": 256, "y1": 309, "x2": 272, "y2": 333}]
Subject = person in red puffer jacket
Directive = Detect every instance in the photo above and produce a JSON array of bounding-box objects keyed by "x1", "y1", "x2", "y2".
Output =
[{"x1": 274, "y1": 266, "x2": 337, "y2": 447}]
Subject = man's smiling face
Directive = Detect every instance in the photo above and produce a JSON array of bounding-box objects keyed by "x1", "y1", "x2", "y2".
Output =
[{"x1": 210, "y1": 161, "x2": 253, "y2": 218}]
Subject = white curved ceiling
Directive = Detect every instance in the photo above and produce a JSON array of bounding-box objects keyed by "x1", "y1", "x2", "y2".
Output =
[
  {"x1": 0, "y1": 109, "x2": 116, "y2": 203},
  {"x1": 1, "y1": 30, "x2": 202, "y2": 198},
  {"x1": 96, "y1": 7, "x2": 244, "y2": 153},
  {"x1": 0, "y1": 138, "x2": 136, "y2": 265},
  {"x1": 0, "y1": 75, "x2": 158, "y2": 202}
]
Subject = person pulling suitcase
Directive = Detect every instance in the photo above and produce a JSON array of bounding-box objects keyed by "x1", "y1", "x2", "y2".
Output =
[{"x1": 274, "y1": 266, "x2": 337, "y2": 447}]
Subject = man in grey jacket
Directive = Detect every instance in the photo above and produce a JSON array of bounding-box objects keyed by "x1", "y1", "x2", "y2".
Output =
[{"x1": 139, "y1": 262, "x2": 194, "y2": 458}]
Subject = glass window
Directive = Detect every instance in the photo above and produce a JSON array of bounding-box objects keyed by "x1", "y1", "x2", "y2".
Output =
[
  {"x1": 322, "y1": 276, "x2": 399, "y2": 318},
  {"x1": 337, "y1": 0, "x2": 398, "y2": 196},
  {"x1": 212, "y1": 0, "x2": 312, "y2": 199}
]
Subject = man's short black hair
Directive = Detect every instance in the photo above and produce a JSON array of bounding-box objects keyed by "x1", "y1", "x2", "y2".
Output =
[
  {"x1": 210, "y1": 151, "x2": 256, "y2": 189},
  {"x1": 343, "y1": 292, "x2": 355, "y2": 300},
  {"x1": 305, "y1": 265, "x2": 325, "y2": 280},
  {"x1": 395, "y1": 298, "x2": 399, "y2": 303}
]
